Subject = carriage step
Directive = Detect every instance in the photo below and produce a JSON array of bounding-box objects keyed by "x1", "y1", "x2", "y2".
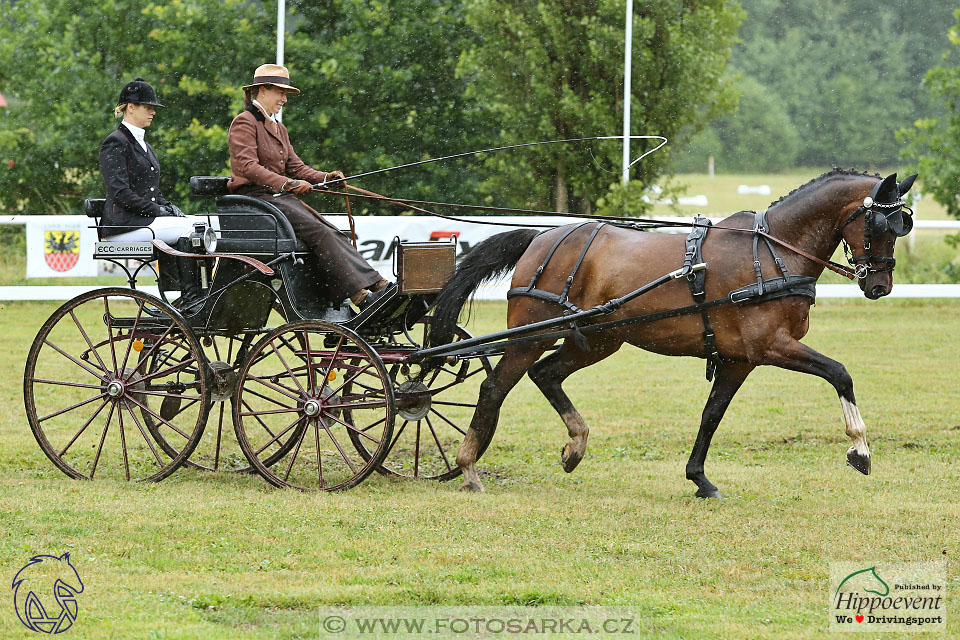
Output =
[{"x1": 108, "y1": 314, "x2": 174, "y2": 329}]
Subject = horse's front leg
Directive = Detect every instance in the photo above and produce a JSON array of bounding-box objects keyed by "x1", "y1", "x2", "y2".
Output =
[
  {"x1": 686, "y1": 362, "x2": 754, "y2": 498},
  {"x1": 764, "y1": 337, "x2": 871, "y2": 475}
]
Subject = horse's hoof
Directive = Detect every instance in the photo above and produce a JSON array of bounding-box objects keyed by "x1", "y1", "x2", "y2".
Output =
[
  {"x1": 560, "y1": 443, "x2": 583, "y2": 473},
  {"x1": 460, "y1": 480, "x2": 485, "y2": 492},
  {"x1": 695, "y1": 487, "x2": 722, "y2": 499},
  {"x1": 847, "y1": 447, "x2": 871, "y2": 475}
]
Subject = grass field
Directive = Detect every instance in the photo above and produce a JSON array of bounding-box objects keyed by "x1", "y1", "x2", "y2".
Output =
[{"x1": 2, "y1": 298, "x2": 959, "y2": 639}]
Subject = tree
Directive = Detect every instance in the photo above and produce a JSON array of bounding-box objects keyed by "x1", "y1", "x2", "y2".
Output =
[
  {"x1": 899, "y1": 10, "x2": 960, "y2": 221},
  {"x1": 0, "y1": 0, "x2": 273, "y2": 213},
  {"x1": 729, "y1": 0, "x2": 957, "y2": 169},
  {"x1": 676, "y1": 76, "x2": 800, "y2": 173},
  {"x1": 283, "y1": 0, "x2": 492, "y2": 209},
  {"x1": 458, "y1": 0, "x2": 743, "y2": 213}
]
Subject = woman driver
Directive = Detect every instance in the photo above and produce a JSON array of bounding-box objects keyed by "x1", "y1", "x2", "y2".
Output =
[{"x1": 227, "y1": 64, "x2": 393, "y2": 310}]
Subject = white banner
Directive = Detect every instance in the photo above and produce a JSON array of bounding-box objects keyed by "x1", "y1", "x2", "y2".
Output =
[
  {"x1": 326, "y1": 215, "x2": 594, "y2": 282},
  {"x1": 25, "y1": 216, "x2": 98, "y2": 278}
]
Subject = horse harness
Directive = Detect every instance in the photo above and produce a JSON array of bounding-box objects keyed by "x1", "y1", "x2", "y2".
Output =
[{"x1": 507, "y1": 215, "x2": 817, "y2": 381}]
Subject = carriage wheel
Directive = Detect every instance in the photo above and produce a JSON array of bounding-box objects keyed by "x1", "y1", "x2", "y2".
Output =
[
  {"x1": 233, "y1": 321, "x2": 394, "y2": 491},
  {"x1": 349, "y1": 320, "x2": 493, "y2": 481},
  {"x1": 23, "y1": 288, "x2": 209, "y2": 482}
]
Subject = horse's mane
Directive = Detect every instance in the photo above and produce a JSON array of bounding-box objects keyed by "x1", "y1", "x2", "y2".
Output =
[{"x1": 767, "y1": 167, "x2": 881, "y2": 210}]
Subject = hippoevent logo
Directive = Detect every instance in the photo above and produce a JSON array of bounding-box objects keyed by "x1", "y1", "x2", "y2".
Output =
[
  {"x1": 12, "y1": 553, "x2": 85, "y2": 634},
  {"x1": 830, "y1": 561, "x2": 945, "y2": 632}
]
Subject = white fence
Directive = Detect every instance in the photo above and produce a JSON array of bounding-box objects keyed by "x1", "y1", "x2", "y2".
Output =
[{"x1": 2, "y1": 214, "x2": 958, "y2": 301}]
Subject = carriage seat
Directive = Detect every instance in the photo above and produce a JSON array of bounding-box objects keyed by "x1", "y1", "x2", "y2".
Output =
[
  {"x1": 190, "y1": 176, "x2": 230, "y2": 197},
  {"x1": 212, "y1": 194, "x2": 308, "y2": 255},
  {"x1": 84, "y1": 198, "x2": 105, "y2": 217}
]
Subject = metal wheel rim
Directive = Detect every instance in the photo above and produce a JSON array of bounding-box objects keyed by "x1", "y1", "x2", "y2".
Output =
[
  {"x1": 233, "y1": 320, "x2": 395, "y2": 491},
  {"x1": 23, "y1": 288, "x2": 209, "y2": 482}
]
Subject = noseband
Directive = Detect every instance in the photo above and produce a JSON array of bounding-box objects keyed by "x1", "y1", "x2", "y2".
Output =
[{"x1": 837, "y1": 195, "x2": 913, "y2": 278}]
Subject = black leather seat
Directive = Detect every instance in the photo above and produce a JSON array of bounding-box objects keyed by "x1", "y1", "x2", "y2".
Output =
[
  {"x1": 190, "y1": 176, "x2": 230, "y2": 197},
  {"x1": 84, "y1": 199, "x2": 106, "y2": 218}
]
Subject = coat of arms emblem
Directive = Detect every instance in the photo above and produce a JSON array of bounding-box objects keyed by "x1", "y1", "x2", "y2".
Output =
[{"x1": 44, "y1": 231, "x2": 81, "y2": 272}]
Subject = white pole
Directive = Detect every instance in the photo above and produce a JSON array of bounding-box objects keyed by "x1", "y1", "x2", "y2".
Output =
[
  {"x1": 276, "y1": 0, "x2": 286, "y2": 122},
  {"x1": 622, "y1": 0, "x2": 633, "y2": 185}
]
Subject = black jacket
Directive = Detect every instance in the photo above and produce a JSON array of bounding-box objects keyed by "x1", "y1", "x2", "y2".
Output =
[{"x1": 98, "y1": 123, "x2": 171, "y2": 237}]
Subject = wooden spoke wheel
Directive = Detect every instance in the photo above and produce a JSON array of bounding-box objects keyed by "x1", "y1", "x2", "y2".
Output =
[
  {"x1": 350, "y1": 320, "x2": 493, "y2": 481},
  {"x1": 233, "y1": 321, "x2": 394, "y2": 491},
  {"x1": 141, "y1": 333, "x2": 254, "y2": 472},
  {"x1": 23, "y1": 288, "x2": 209, "y2": 482}
]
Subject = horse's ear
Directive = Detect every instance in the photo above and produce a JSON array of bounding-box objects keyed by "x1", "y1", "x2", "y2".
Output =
[
  {"x1": 873, "y1": 173, "x2": 899, "y2": 202},
  {"x1": 898, "y1": 174, "x2": 918, "y2": 196},
  {"x1": 59, "y1": 552, "x2": 70, "y2": 562}
]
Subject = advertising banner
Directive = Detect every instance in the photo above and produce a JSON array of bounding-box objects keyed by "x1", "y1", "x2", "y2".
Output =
[{"x1": 25, "y1": 216, "x2": 98, "y2": 278}]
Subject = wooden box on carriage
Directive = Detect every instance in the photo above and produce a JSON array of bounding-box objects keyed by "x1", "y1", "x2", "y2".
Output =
[{"x1": 396, "y1": 241, "x2": 456, "y2": 294}]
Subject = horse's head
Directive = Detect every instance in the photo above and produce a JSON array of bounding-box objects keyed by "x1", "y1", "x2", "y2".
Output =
[
  {"x1": 837, "y1": 173, "x2": 917, "y2": 299},
  {"x1": 12, "y1": 553, "x2": 84, "y2": 594}
]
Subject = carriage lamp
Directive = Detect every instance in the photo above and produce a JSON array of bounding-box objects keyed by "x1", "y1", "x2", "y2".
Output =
[
  {"x1": 202, "y1": 226, "x2": 218, "y2": 253},
  {"x1": 190, "y1": 223, "x2": 218, "y2": 254}
]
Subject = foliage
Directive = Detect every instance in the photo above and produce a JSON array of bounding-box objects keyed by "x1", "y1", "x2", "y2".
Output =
[
  {"x1": 675, "y1": 76, "x2": 800, "y2": 174},
  {"x1": 722, "y1": 0, "x2": 957, "y2": 169},
  {"x1": 458, "y1": 0, "x2": 743, "y2": 213},
  {"x1": 0, "y1": 0, "x2": 745, "y2": 216},
  {"x1": 898, "y1": 9, "x2": 960, "y2": 221},
  {"x1": 0, "y1": 0, "x2": 273, "y2": 213},
  {"x1": 284, "y1": 0, "x2": 491, "y2": 209}
]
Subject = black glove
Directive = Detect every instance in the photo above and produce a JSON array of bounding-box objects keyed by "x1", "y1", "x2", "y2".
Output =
[{"x1": 164, "y1": 203, "x2": 187, "y2": 218}]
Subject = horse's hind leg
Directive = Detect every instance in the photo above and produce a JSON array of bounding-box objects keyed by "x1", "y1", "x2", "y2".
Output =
[
  {"x1": 686, "y1": 362, "x2": 754, "y2": 498},
  {"x1": 764, "y1": 337, "x2": 871, "y2": 475},
  {"x1": 458, "y1": 345, "x2": 547, "y2": 492},
  {"x1": 527, "y1": 338, "x2": 622, "y2": 473}
]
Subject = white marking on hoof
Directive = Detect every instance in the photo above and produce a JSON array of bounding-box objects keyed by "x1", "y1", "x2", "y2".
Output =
[{"x1": 840, "y1": 397, "x2": 870, "y2": 457}]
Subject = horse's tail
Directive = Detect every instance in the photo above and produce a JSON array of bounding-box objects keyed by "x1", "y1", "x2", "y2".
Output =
[{"x1": 428, "y1": 228, "x2": 540, "y2": 348}]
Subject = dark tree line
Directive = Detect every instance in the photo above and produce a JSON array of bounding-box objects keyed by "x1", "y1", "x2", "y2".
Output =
[{"x1": 677, "y1": 0, "x2": 958, "y2": 173}]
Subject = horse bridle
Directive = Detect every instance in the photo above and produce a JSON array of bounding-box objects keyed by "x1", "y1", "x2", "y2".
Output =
[{"x1": 837, "y1": 195, "x2": 913, "y2": 278}]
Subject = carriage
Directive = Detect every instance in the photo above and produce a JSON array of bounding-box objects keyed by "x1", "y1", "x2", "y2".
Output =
[
  {"x1": 22, "y1": 177, "x2": 494, "y2": 491},
  {"x1": 23, "y1": 169, "x2": 918, "y2": 496}
]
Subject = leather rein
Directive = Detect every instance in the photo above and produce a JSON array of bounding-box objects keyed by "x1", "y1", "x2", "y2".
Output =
[{"x1": 312, "y1": 185, "x2": 913, "y2": 283}]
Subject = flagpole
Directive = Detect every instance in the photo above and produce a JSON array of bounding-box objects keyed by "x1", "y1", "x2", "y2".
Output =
[
  {"x1": 276, "y1": 0, "x2": 285, "y2": 122},
  {"x1": 622, "y1": 0, "x2": 633, "y2": 185}
]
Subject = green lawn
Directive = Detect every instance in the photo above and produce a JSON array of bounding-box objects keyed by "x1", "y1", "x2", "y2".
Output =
[{"x1": 2, "y1": 299, "x2": 958, "y2": 639}]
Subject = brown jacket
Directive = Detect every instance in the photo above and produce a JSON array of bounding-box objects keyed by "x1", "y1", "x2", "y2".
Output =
[{"x1": 227, "y1": 105, "x2": 329, "y2": 193}]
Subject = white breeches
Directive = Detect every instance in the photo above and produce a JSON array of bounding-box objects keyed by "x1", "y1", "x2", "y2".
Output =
[{"x1": 106, "y1": 216, "x2": 218, "y2": 244}]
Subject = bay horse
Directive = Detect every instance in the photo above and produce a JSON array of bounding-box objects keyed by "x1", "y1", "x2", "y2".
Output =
[{"x1": 427, "y1": 170, "x2": 917, "y2": 497}]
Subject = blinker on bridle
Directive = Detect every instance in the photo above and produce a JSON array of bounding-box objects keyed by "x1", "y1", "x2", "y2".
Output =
[{"x1": 838, "y1": 193, "x2": 913, "y2": 278}]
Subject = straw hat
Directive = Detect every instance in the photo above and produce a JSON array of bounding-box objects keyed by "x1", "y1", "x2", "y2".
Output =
[{"x1": 242, "y1": 64, "x2": 300, "y2": 93}]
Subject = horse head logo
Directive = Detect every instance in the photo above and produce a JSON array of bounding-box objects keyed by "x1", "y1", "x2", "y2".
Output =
[
  {"x1": 12, "y1": 553, "x2": 84, "y2": 634},
  {"x1": 835, "y1": 566, "x2": 890, "y2": 598}
]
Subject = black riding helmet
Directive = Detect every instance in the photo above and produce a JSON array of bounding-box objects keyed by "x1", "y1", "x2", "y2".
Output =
[{"x1": 117, "y1": 77, "x2": 165, "y2": 108}]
